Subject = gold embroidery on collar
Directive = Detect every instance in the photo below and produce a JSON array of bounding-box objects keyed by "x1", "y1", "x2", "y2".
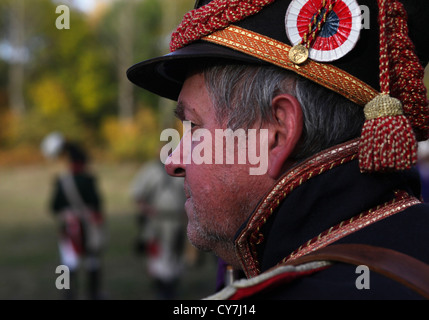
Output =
[
  {"x1": 236, "y1": 139, "x2": 360, "y2": 277},
  {"x1": 282, "y1": 190, "x2": 420, "y2": 264}
]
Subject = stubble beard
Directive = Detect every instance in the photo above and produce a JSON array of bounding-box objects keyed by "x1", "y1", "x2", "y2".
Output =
[{"x1": 185, "y1": 189, "x2": 257, "y2": 268}]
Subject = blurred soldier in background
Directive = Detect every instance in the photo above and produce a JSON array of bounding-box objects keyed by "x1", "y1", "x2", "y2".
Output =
[
  {"x1": 130, "y1": 159, "x2": 187, "y2": 299},
  {"x1": 41, "y1": 132, "x2": 107, "y2": 300}
]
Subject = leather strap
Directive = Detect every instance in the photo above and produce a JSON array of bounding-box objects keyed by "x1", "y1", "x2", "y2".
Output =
[{"x1": 285, "y1": 244, "x2": 429, "y2": 299}]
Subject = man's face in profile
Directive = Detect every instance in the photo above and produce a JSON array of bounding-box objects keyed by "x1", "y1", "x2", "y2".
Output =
[{"x1": 165, "y1": 72, "x2": 273, "y2": 265}]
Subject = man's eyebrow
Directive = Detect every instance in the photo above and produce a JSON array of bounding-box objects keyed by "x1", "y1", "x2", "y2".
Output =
[{"x1": 175, "y1": 100, "x2": 200, "y2": 121}]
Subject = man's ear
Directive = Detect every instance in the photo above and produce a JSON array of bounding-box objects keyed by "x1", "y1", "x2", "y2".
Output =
[{"x1": 267, "y1": 94, "x2": 303, "y2": 179}]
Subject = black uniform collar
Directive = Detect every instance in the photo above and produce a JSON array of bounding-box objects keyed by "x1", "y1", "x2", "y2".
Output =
[{"x1": 234, "y1": 139, "x2": 422, "y2": 277}]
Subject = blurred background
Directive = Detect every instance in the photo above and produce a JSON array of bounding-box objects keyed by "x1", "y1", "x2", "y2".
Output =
[
  {"x1": 0, "y1": 0, "x2": 428, "y2": 300},
  {"x1": 0, "y1": 0, "x2": 219, "y2": 300}
]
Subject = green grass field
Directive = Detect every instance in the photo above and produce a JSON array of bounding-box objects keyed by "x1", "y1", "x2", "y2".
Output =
[{"x1": 0, "y1": 162, "x2": 218, "y2": 300}]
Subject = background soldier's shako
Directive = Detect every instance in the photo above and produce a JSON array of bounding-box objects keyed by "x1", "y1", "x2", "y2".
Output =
[{"x1": 127, "y1": 0, "x2": 429, "y2": 173}]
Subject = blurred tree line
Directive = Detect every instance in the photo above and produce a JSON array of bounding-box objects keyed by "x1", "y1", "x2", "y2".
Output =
[
  {"x1": 0, "y1": 0, "x2": 193, "y2": 163},
  {"x1": 0, "y1": 0, "x2": 427, "y2": 164}
]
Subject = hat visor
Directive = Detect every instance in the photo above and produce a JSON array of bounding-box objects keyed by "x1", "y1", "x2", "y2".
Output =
[{"x1": 126, "y1": 41, "x2": 263, "y2": 101}]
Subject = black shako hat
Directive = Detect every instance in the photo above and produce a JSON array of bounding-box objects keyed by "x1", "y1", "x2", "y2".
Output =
[{"x1": 127, "y1": 0, "x2": 429, "y2": 173}]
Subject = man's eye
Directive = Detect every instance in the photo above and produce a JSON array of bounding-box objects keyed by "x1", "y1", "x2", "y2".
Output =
[{"x1": 183, "y1": 120, "x2": 197, "y2": 128}]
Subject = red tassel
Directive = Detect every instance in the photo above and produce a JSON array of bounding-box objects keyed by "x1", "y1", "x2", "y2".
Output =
[
  {"x1": 359, "y1": 94, "x2": 418, "y2": 172},
  {"x1": 358, "y1": 0, "x2": 422, "y2": 173}
]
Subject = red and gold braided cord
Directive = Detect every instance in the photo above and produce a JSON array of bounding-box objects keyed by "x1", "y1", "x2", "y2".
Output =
[
  {"x1": 386, "y1": 1, "x2": 429, "y2": 141},
  {"x1": 378, "y1": 0, "x2": 390, "y2": 95},
  {"x1": 170, "y1": 0, "x2": 276, "y2": 52}
]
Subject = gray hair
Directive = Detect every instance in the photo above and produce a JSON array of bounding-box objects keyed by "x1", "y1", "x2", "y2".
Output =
[{"x1": 202, "y1": 63, "x2": 365, "y2": 161}]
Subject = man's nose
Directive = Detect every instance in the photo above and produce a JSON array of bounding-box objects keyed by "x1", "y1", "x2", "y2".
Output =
[{"x1": 165, "y1": 139, "x2": 187, "y2": 177}]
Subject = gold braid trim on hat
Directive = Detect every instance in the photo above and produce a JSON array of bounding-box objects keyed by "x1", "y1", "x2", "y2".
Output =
[{"x1": 202, "y1": 25, "x2": 378, "y2": 106}]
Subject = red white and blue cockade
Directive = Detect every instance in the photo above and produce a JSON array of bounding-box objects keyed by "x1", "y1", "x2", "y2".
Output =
[{"x1": 286, "y1": 0, "x2": 362, "y2": 62}]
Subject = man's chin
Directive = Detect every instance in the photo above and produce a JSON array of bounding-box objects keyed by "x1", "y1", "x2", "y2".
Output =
[{"x1": 186, "y1": 225, "x2": 213, "y2": 253}]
